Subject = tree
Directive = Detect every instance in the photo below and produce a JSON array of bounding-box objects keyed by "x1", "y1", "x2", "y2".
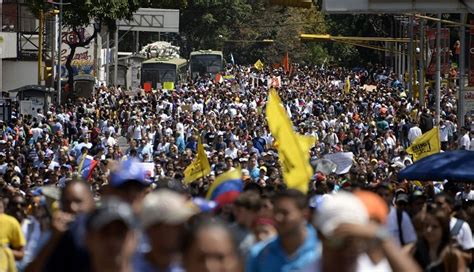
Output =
[{"x1": 27, "y1": 0, "x2": 141, "y2": 97}]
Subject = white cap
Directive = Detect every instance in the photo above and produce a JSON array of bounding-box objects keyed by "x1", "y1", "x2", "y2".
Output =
[
  {"x1": 141, "y1": 189, "x2": 197, "y2": 229},
  {"x1": 313, "y1": 192, "x2": 368, "y2": 236}
]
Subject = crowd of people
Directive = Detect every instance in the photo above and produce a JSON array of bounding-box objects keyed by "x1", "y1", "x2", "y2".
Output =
[{"x1": 0, "y1": 63, "x2": 473, "y2": 272}]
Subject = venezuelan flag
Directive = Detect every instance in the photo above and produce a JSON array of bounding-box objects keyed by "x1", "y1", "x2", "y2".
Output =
[
  {"x1": 77, "y1": 155, "x2": 98, "y2": 181},
  {"x1": 206, "y1": 168, "x2": 243, "y2": 205}
]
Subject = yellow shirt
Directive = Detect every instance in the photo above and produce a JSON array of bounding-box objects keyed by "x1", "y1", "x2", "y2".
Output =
[
  {"x1": 0, "y1": 246, "x2": 16, "y2": 272},
  {"x1": 0, "y1": 214, "x2": 25, "y2": 249}
]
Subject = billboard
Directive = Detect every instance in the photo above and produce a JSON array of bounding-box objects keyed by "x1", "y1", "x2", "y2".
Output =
[
  {"x1": 60, "y1": 26, "x2": 96, "y2": 80},
  {"x1": 470, "y1": 20, "x2": 474, "y2": 86},
  {"x1": 323, "y1": 0, "x2": 472, "y2": 13},
  {"x1": 425, "y1": 28, "x2": 450, "y2": 76},
  {"x1": 463, "y1": 88, "x2": 474, "y2": 117}
]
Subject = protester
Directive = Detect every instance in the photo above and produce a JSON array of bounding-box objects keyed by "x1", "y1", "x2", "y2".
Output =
[
  {"x1": 409, "y1": 206, "x2": 467, "y2": 271},
  {"x1": 85, "y1": 197, "x2": 138, "y2": 272},
  {"x1": 182, "y1": 214, "x2": 242, "y2": 272},
  {"x1": 0, "y1": 62, "x2": 472, "y2": 271},
  {"x1": 134, "y1": 189, "x2": 196, "y2": 271},
  {"x1": 309, "y1": 191, "x2": 421, "y2": 271},
  {"x1": 0, "y1": 196, "x2": 26, "y2": 262},
  {"x1": 246, "y1": 189, "x2": 319, "y2": 271}
]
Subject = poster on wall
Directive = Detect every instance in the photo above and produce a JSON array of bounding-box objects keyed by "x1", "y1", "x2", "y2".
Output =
[
  {"x1": 469, "y1": 20, "x2": 474, "y2": 86},
  {"x1": 60, "y1": 25, "x2": 96, "y2": 80},
  {"x1": 426, "y1": 28, "x2": 450, "y2": 76}
]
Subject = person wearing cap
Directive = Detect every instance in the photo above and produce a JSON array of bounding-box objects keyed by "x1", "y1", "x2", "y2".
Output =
[
  {"x1": 307, "y1": 191, "x2": 420, "y2": 271},
  {"x1": 133, "y1": 189, "x2": 196, "y2": 271},
  {"x1": 375, "y1": 183, "x2": 417, "y2": 247},
  {"x1": 85, "y1": 197, "x2": 138, "y2": 272},
  {"x1": 246, "y1": 189, "x2": 319, "y2": 272},
  {"x1": 107, "y1": 159, "x2": 151, "y2": 214}
]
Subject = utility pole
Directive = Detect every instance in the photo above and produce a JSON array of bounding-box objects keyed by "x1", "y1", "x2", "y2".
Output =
[
  {"x1": 408, "y1": 16, "x2": 414, "y2": 97},
  {"x1": 106, "y1": 32, "x2": 109, "y2": 86},
  {"x1": 114, "y1": 26, "x2": 118, "y2": 87},
  {"x1": 56, "y1": 0, "x2": 63, "y2": 105},
  {"x1": 435, "y1": 14, "x2": 441, "y2": 125},
  {"x1": 459, "y1": 13, "x2": 466, "y2": 127},
  {"x1": 419, "y1": 18, "x2": 425, "y2": 107},
  {"x1": 38, "y1": 10, "x2": 44, "y2": 84}
]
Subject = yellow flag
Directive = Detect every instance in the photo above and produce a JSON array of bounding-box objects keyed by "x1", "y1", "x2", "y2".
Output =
[
  {"x1": 266, "y1": 89, "x2": 315, "y2": 193},
  {"x1": 254, "y1": 59, "x2": 264, "y2": 71},
  {"x1": 406, "y1": 127, "x2": 440, "y2": 161},
  {"x1": 163, "y1": 81, "x2": 175, "y2": 90},
  {"x1": 183, "y1": 137, "x2": 211, "y2": 184},
  {"x1": 344, "y1": 77, "x2": 350, "y2": 94}
]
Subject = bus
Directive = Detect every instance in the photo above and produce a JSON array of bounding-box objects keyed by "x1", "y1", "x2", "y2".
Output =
[
  {"x1": 140, "y1": 57, "x2": 188, "y2": 89},
  {"x1": 189, "y1": 50, "x2": 224, "y2": 79}
]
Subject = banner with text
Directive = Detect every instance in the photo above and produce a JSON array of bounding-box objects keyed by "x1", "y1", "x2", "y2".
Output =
[
  {"x1": 426, "y1": 28, "x2": 450, "y2": 76},
  {"x1": 469, "y1": 20, "x2": 474, "y2": 86},
  {"x1": 60, "y1": 25, "x2": 96, "y2": 80}
]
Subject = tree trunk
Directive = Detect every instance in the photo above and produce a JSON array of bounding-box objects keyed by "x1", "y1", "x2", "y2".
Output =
[{"x1": 65, "y1": 44, "x2": 76, "y2": 103}]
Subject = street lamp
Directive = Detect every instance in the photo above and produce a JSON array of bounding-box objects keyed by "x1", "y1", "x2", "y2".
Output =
[{"x1": 47, "y1": 0, "x2": 70, "y2": 105}]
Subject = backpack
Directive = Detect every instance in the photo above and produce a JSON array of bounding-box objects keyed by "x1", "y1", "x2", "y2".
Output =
[{"x1": 450, "y1": 218, "x2": 464, "y2": 237}]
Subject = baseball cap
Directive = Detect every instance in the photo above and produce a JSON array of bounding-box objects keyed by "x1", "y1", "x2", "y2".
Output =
[
  {"x1": 140, "y1": 189, "x2": 197, "y2": 228},
  {"x1": 242, "y1": 169, "x2": 251, "y2": 180},
  {"x1": 87, "y1": 197, "x2": 135, "y2": 231},
  {"x1": 313, "y1": 192, "x2": 368, "y2": 236},
  {"x1": 110, "y1": 159, "x2": 152, "y2": 188},
  {"x1": 354, "y1": 190, "x2": 388, "y2": 224}
]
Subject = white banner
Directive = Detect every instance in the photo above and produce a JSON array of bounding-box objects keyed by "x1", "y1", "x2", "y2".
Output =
[
  {"x1": 323, "y1": 152, "x2": 354, "y2": 174},
  {"x1": 141, "y1": 162, "x2": 155, "y2": 178}
]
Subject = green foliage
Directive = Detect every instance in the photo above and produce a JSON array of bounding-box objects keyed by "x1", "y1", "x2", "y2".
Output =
[{"x1": 324, "y1": 14, "x2": 394, "y2": 66}]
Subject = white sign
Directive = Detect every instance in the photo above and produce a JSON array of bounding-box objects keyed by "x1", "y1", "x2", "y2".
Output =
[
  {"x1": 324, "y1": 152, "x2": 354, "y2": 175},
  {"x1": 117, "y1": 9, "x2": 179, "y2": 33},
  {"x1": 20, "y1": 100, "x2": 35, "y2": 117},
  {"x1": 464, "y1": 88, "x2": 474, "y2": 116},
  {"x1": 0, "y1": 32, "x2": 17, "y2": 59},
  {"x1": 141, "y1": 162, "x2": 155, "y2": 178}
]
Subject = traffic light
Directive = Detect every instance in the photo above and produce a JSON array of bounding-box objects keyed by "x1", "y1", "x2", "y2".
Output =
[
  {"x1": 44, "y1": 66, "x2": 53, "y2": 80},
  {"x1": 269, "y1": 0, "x2": 313, "y2": 8}
]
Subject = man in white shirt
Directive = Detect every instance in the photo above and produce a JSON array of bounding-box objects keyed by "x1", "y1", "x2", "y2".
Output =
[
  {"x1": 439, "y1": 120, "x2": 449, "y2": 150},
  {"x1": 407, "y1": 122, "x2": 422, "y2": 144},
  {"x1": 458, "y1": 126, "x2": 471, "y2": 150},
  {"x1": 455, "y1": 184, "x2": 474, "y2": 202},
  {"x1": 375, "y1": 185, "x2": 417, "y2": 247}
]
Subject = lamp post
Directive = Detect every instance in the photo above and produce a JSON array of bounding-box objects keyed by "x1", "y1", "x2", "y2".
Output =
[
  {"x1": 57, "y1": 0, "x2": 63, "y2": 104},
  {"x1": 48, "y1": 0, "x2": 70, "y2": 105}
]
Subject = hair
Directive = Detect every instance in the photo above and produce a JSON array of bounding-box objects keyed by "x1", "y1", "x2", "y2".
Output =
[
  {"x1": 155, "y1": 177, "x2": 188, "y2": 195},
  {"x1": 60, "y1": 179, "x2": 92, "y2": 207},
  {"x1": 412, "y1": 207, "x2": 452, "y2": 268},
  {"x1": 182, "y1": 213, "x2": 239, "y2": 255},
  {"x1": 272, "y1": 189, "x2": 308, "y2": 210},
  {"x1": 434, "y1": 192, "x2": 455, "y2": 207},
  {"x1": 234, "y1": 191, "x2": 262, "y2": 211}
]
